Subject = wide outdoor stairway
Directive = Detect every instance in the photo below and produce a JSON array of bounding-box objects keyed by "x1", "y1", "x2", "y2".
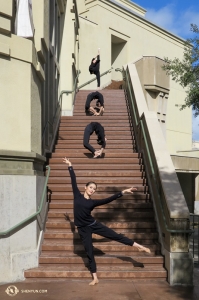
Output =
[{"x1": 25, "y1": 89, "x2": 167, "y2": 280}]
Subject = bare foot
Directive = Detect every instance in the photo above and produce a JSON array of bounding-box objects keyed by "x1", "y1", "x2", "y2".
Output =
[{"x1": 89, "y1": 278, "x2": 99, "y2": 286}]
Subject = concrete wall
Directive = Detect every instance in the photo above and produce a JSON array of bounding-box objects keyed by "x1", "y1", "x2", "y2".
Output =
[
  {"x1": 60, "y1": 0, "x2": 80, "y2": 115},
  {"x1": 177, "y1": 173, "x2": 195, "y2": 213},
  {"x1": 0, "y1": 174, "x2": 46, "y2": 283}
]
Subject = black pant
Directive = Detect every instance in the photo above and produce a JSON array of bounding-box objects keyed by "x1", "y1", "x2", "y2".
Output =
[
  {"x1": 83, "y1": 124, "x2": 96, "y2": 153},
  {"x1": 77, "y1": 222, "x2": 134, "y2": 273},
  {"x1": 94, "y1": 71, "x2": 100, "y2": 87}
]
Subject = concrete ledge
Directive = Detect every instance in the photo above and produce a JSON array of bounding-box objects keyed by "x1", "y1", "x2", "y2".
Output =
[
  {"x1": 10, "y1": 231, "x2": 44, "y2": 283},
  {"x1": 164, "y1": 249, "x2": 193, "y2": 285},
  {"x1": 61, "y1": 110, "x2": 73, "y2": 116},
  {"x1": 0, "y1": 150, "x2": 46, "y2": 175},
  {"x1": 0, "y1": 0, "x2": 13, "y2": 18},
  {"x1": 0, "y1": 41, "x2": 10, "y2": 56},
  {"x1": 0, "y1": 16, "x2": 11, "y2": 34},
  {"x1": 171, "y1": 155, "x2": 199, "y2": 173}
]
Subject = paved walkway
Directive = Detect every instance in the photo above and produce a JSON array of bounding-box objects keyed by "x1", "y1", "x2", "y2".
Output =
[{"x1": 1, "y1": 267, "x2": 199, "y2": 300}]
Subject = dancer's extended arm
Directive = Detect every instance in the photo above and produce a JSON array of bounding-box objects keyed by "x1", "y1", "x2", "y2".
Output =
[
  {"x1": 63, "y1": 158, "x2": 81, "y2": 197},
  {"x1": 91, "y1": 187, "x2": 137, "y2": 208}
]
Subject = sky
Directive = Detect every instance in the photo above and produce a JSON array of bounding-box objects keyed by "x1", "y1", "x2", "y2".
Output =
[{"x1": 131, "y1": 0, "x2": 199, "y2": 140}]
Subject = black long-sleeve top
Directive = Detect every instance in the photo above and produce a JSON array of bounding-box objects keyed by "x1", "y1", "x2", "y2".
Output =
[
  {"x1": 89, "y1": 55, "x2": 100, "y2": 74},
  {"x1": 85, "y1": 91, "x2": 104, "y2": 111},
  {"x1": 68, "y1": 166, "x2": 123, "y2": 227}
]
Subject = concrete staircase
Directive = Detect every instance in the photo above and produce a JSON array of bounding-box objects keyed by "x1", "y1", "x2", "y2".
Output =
[{"x1": 25, "y1": 89, "x2": 167, "y2": 280}]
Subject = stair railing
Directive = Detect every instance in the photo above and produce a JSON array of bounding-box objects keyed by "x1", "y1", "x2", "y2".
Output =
[
  {"x1": 190, "y1": 213, "x2": 199, "y2": 263},
  {"x1": 77, "y1": 67, "x2": 113, "y2": 90},
  {"x1": 0, "y1": 166, "x2": 51, "y2": 237},
  {"x1": 123, "y1": 63, "x2": 193, "y2": 252}
]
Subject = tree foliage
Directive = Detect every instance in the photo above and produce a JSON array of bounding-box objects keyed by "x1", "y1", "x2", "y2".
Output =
[{"x1": 162, "y1": 24, "x2": 199, "y2": 116}]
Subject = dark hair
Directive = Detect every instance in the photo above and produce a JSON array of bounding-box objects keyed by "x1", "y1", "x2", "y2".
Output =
[
  {"x1": 86, "y1": 181, "x2": 97, "y2": 189},
  {"x1": 91, "y1": 58, "x2": 95, "y2": 64}
]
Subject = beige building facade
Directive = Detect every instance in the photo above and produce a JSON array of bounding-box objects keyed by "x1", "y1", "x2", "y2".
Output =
[{"x1": 0, "y1": 0, "x2": 198, "y2": 284}]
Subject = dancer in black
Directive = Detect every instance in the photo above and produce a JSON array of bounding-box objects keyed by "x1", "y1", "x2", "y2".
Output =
[
  {"x1": 63, "y1": 158, "x2": 151, "y2": 286},
  {"x1": 85, "y1": 91, "x2": 104, "y2": 116},
  {"x1": 83, "y1": 122, "x2": 106, "y2": 158},
  {"x1": 89, "y1": 48, "x2": 101, "y2": 87}
]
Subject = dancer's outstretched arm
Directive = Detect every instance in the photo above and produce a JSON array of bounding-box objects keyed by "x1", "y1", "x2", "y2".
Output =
[
  {"x1": 63, "y1": 158, "x2": 81, "y2": 197},
  {"x1": 91, "y1": 187, "x2": 137, "y2": 208},
  {"x1": 122, "y1": 187, "x2": 137, "y2": 194}
]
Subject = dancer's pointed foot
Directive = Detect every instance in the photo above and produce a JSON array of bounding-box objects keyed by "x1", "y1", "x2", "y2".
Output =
[{"x1": 89, "y1": 278, "x2": 99, "y2": 286}]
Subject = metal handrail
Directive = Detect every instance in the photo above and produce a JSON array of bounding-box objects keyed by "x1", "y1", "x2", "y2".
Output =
[
  {"x1": 124, "y1": 67, "x2": 193, "y2": 235},
  {"x1": 0, "y1": 166, "x2": 51, "y2": 237},
  {"x1": 59, "y1": 69, "x2": 81, "y2": 102},
  {"x1": 78, "y1": 67, "x2": 113, "y2": 90},
  {"x1": 190, "y1": 213, "x2": 199, "y2": 262}
]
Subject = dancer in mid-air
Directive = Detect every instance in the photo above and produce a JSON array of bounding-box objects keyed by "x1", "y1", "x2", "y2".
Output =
[
  {"x1": 85, "y1": 91, "x2": 104, "y2": 116},
  {"x1": 83, "y1": 122, "x2": 106, "y2": 158},
  {"x1": 63, "y1": 158, "x2": 151, "y2": 286},
  {"x1": 89, "y1": 48, "x2": 101, "y2": 88}
]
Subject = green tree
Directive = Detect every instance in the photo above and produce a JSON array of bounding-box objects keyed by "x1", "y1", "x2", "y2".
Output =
[{"x1": 162, "y1": 24, "x2": 199, "y2": 116}]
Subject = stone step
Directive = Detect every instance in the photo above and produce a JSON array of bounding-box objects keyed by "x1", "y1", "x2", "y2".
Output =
[
  {"x1": 48, "y1": 158, "x2": 141, "y2": 164},
  {"x1": 55, "y1": 140, "x2": 135, "y2": 145},
  {"x1": 49, "y1": 192, "x2": 150, "y2": 199},
  {"x1": 24, "y1": 267, "x2": 167, "y2": 279},
  {"x1": 47, "y1": 185, "x2": 149, "y2": 192},
  {"x1": 39, "y1": 251, "x2": 163, "y2": 264},
  {"x1": 73, "y1": 112, "x2": 129, "y2": 116},
  {"x1": 54, "y1": 148, "x2": 136, "y2": 153},
  {"x1": 61, "y1": 116, "x2": 129, "y2": 120},
  {"x1": 58, "y1": 131, "x2": 132, "y2": 137},
  {"x1": 28, "y1": 264, "x2": 165, "y2": 272},
  {"x1": 43, "y1": 231, "x2": 158, "y2": 240},
  {"x1": 48, "y1": 164, "x2": 142, "y2": 170},
  {"x1": 48, "y1": 177, "x2": 146, "y2": 185},
  {"x1": 55, "y1": 145, "x2": 135, "y2": 150},
  {"x1": 49, "y1": 170, "x2": 144, "y2": 177},
  {"x1": 50, "y1": 152, "x2": 138, "y2": 158},
  {"x1": 46, "y1": 220, "x2": 156, "y2": 230},
  {"x1": 34, "y1": 263, "x2": 163, "y2": 271},
  {"x1": 47, "y1": 210, "x2": 154, "y2": 220},
  {"x1": 49, "y1": 200, "x2": 152, "y2": 208},
  {"x1": 59, "y1": 125, "x2": 131, "y2": 130},
  {"x1": 41, "y1": 241, "x2": 160, "y2": 252}
]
